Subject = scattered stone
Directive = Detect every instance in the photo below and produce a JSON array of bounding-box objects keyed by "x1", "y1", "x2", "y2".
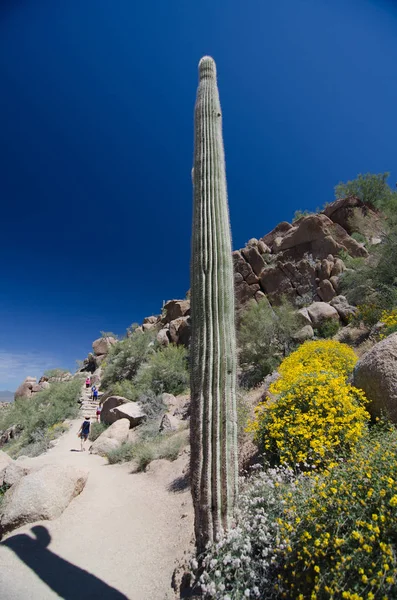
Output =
[
  {"x1": 307, "y1": 302, "x2": 339, "y2": 327},
  {"x1": 297, "y1": 307, "x2": 312, "y2": 325},
  {"x1": 292, "y1": 325, "x2": 314, "y2": 343},
  {"x1": 159, "y1": 414, "x2": 180, "y2": 433},
  {"x1": 317, "y1": 279, "x2": 336, "y2": 302},
  {"x1": 0, "y1": 464, "x2": 88, "y2": 535},
  {"x1": 330, "y1": 295, "x2": 357, "y2": 324}
]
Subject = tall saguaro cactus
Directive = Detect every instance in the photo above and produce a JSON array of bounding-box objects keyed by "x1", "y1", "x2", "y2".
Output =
[{"x1": 190, "y1": 56, "x2": 238, "y2": 552}]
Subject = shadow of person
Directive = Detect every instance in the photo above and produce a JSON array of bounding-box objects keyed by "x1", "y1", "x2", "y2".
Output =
[{"x1": 2, "y1": 525, "x2": 128, "y2": 599}]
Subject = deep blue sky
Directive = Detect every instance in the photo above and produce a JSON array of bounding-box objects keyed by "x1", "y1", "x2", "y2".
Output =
[{"x1": 1, "y1": 0, "x2": 396, "y2": 389}]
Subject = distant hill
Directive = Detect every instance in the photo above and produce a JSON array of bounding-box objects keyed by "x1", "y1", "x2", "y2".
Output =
[{"x1": 0, "y1": 390, "x2": 14, "y2": 403}]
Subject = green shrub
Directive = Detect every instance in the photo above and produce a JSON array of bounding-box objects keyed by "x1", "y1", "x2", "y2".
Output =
[
  {"x1": 0, "y1": 379, "x2": 81, "y2": 457},
  {"x1": 238, "y1": 297, "x2": 300, "y2": 387},
  {"x1": 43, "y1": 368, "x2": 69, "y2": 379},
  {"x1": 106, "y1": 430, "x2": 188, "y2": 470},
  {"x1": 315, "y1": 317, "x2": 340, "y2": 338},
  {"x1": 0, "y1": 483, "x2": 11, "y2": 509},
  {"x1": 134, "y1": 344, "x2": 189, "y2": 396},
  {"x1": 111, "y1": 380, "x2": 138, "y2": 401},
  {"x1": 106, "y1": 441, "x2": 136, "y2": 464},
  {"x1": 334, "y1": 172, "x2": 397, "y2": 211},
  {"x1": 101, "y1": 329, "x2": 156, "y2": 389},
  {"x1": 89, "y1": 422, "x2": 108, "y2": 441}
]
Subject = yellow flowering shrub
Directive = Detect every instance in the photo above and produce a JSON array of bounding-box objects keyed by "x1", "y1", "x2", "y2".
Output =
[
  {"x1": 275, "y1": 424, "x2": 397, "y2": 599},
  {"x1": 380, "y1": 308, "x2": 397, "y2": 338},
  {"x1": 248, "y1": 341, "x2": 369, "y2": 468},
  {"x1": 271, "y1": 340, "x2": 358, "y2": 395}
]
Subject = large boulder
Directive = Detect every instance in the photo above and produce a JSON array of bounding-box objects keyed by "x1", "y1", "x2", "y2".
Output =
[
  {"x1": 157, "y1": 328, "x2": 170, "y2": 346},
  {"x1": 241, "y1": 246, "x2": 266, "y2": 277},
  {"x1": 0, "y1": 464, "x2": 88, "y2": 535},
  {"x1": 275, "y1": 214, "x2": 368, "y2": 260},
  {"x1": 14, "y1": 377, "x2": 36, "y2": 400},
  {"x1": 90, "y1": 419, "x2": 130, "y2": 456},
  {"x1": 353, "y1": 333, "x2": 397, "y2": 422},
  {"x1": 161, "y1": 300, "x2": 190, "y2": 324},
  {"x1": 92, "y1": 336, "x2": 117, "y2": 357},
  {"x1": 169, "y1": 317, "x2": 191, "y2": 346},
  {"x1": 0, "y1": 451, "x2": 13, "y2": 484},
  {"x1": 110, "y1": 402, "x2": 147, "y2": 428},
  {"x1": 2, "y1": 462, "x2": 29, "y2": 487},
  {"x1": 307, "y1": 302, "x2": 339, "y2": 328},
  {"x1": 323, "y1": 196, "x2": 375, "y2": 235},
  {"x1": 232, "y1": 251, "x2": 258, "y2": 284},
  {"x1": 100, "y1": 396, "x2": 128, "y2": 425},
  {"x1": 330, "y1": 295, "x2": 357, "y2": 324}
]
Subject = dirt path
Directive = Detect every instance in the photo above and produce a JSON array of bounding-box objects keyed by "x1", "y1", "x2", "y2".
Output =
[{"x1": 0, "y1": 387, "x2": 194, "y2": 599}]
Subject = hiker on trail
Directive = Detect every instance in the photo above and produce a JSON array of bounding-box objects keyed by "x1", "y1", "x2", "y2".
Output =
[
  {"x1": 96, "y1": 404, "x2": 102, "y2": 423},
  {"x1": 85, "y1": 376, "x2": 91, "y2": 389},
  {"x1": 91, "y1": 384, "x2": 96, "y2": 399},
  {"x1": 93, "y1": 387, "x2": 99, "y2": 403},
  {"x1": 78, "y1": 417, "x2": 91, "y2": 451}
]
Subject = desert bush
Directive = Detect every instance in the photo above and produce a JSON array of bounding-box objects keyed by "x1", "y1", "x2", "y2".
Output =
[
  {"x1": 134, "y1": 344, "x2": 189, "y2": 396},
  {"x1": 192, "y1": 423, "x2": 397, "y2": 599},
  {"x1": 335, "y1": 172, "x2": 397, "y2": 212},
  {"x1": 0, "y1": 379, "x2": 81, "y2": 457},
  {"x1": 247, "y1": 341, "x2": 368, "y2": 468},
  {"x1": 275, "y1": 424, "x2": 397, "y2": 599},
  {"x1": 314, "y1": 317, "x2": 340, "y2": 338},
  {"x1": 188, "y1": 464, "x2": 297, "y2": 599},
  {"x1": 101, "y1": 329, "x2": 156, "y2": 389},
  {"x1": 110, "y1": 379, "x2": 137, "y2": 401},
  {"x1": 43, "y1": 368, "x2": 69, "y2": 379},
  {"x1": 89, "y1": 422, "x2": 108, "y2": 441},
  {"x1": 238, "y1": 298, "x2": 300, "y2": 388},
  {"x1": 106, "y1": 430, "x2": 188, "y2": 470},
  {"x1": 136, "y1": 390, "x2": 166, "y2": 419}
]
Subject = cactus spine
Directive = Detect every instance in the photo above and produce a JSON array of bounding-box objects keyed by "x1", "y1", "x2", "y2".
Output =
[{"x1": 190, "y1": 56, "x2": 238, "y2": 552}]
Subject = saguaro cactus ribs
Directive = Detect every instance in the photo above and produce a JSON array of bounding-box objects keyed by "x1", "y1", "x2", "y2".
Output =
[{"x1": 190, "y1": 56, "x2": 238, "y2": 552}]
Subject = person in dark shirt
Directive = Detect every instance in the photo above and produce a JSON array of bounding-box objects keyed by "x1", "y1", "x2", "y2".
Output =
[{"x1": 77, "y1": 417, "x2": 91, "y2": 451}]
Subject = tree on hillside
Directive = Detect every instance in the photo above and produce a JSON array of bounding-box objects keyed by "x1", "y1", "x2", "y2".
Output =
[{"x1": 335, "y1": 172, "x2": 397, "y2": 214}]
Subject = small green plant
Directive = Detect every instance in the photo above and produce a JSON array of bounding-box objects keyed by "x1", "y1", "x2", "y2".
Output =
[
  {"x1": 238, "y1": 297, "x2": 300, "y2": 387},
  {"x1": 335, "y1": 172, "x2": 397, "y2": 211},
  {"x1": 89, "y1": 422, "x2": 108, "y2": 441},
  {"x1": 101, "y1": 329, "x2": 156, "y2": 389},
  {"x1": 134, "y1": 344, "x2": 189, "y2": 396},
  {"x1": 315, "y1": 317, "x2": 340, "y2": 338},
  {"x1": 0, "y1": 379, "x2": 81, "y2": 457},
  {"x1": 106, "y1": 430, "x2": 188, "y2": 470},
  {"x1": 43, "y1": 368, "x2": 69, "y2": 379},
  {"x1": 292, "y1": 209, "x2": 312, "y2": 222}
]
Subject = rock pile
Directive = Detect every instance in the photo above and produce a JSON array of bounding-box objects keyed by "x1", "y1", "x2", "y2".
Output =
[
  {"x1": 233, "y1": 210, "x2": 367, "y2": 308},
  {"x1": 14, "y1": 376, "x2": 50, "y2": 400}
]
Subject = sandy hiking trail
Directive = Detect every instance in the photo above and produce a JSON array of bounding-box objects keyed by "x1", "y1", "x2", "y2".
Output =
[{"x1": 0, "y1": 387, "x2": 194, "y2": 599}]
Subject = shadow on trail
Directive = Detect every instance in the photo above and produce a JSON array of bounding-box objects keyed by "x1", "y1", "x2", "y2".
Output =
[{"x1": 2, "y1": 525, "x2": 128, "y2": 599}]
